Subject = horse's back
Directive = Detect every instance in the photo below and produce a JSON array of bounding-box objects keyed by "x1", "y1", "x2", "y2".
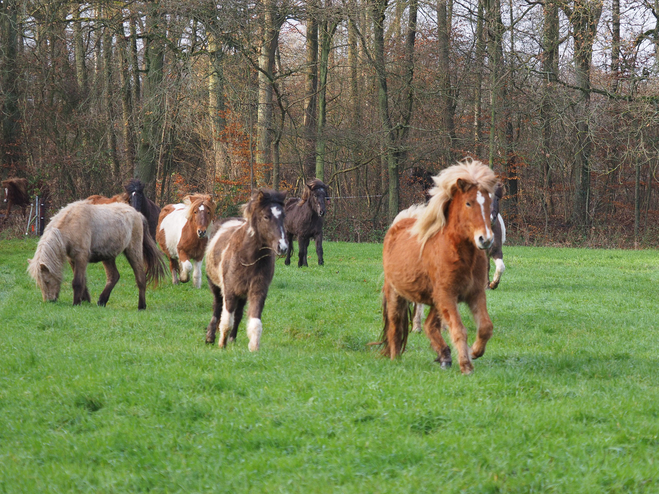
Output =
[
  {"x1": 156, "y1": 203, "x2": 187, "y2": 256},
  {"x1": 205, "y1": 218, "x2": 247, "y2": 286}
]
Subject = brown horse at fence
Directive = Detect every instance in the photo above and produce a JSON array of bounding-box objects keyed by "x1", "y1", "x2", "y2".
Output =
[
  {"x1": 205, "y1": 189, "x2": 288, "y2": 351},
  {"x1": 86, "y1": 193, "x2": 130, "y2": 205},
  {"x1": 157, "y1": 194, "x2": 215, "y2": 288},
  {"x1": 380, "y1": 159, "x2": 499, "y2": 374},
  {"x1": 27, "y1": 200, "x2": 166, "y2": 309},
  {"x1": 2, "y1": 178, "x2": 31, "y2": 223}
]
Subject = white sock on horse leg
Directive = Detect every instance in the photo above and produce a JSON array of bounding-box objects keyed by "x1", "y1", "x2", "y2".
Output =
[
  {"x1": 247, "y1": 318, "x2": 263, "y2": 352},
  {"x1": 218, "y1": 308, "x2": 234, "y2": 347},
  {"x1": 180, "y1": 260, "x2": 193, "y2": 282}
]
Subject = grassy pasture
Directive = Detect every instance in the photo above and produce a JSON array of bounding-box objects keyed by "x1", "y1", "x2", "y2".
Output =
[{"x1": 1, "y1": 238, "x2": 659, "y2": 493}]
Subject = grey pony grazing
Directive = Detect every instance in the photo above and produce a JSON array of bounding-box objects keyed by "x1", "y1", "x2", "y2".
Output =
[
  {"x1": 284, "y1": 178, "x2": 328, "y2": 267},
  {"x1": 27, "y1": 200, "x2": 166, "y2": 309},
  {"x1": 205, "y1": 189, "x2": 288, "y2": 351},
  {"x1": 125, "y1": 178, "x2": 161, "y2": 239}
]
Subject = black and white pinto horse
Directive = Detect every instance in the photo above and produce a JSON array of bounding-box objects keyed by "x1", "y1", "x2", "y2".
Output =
[
  {"x1": 284, "y1": 179, "x2": 328, "y2": 267},
  {"x1": 410, "y1": 182, "x2": 506, "y2": 332},
  {"x1": 205, "y1": 189, "x2": 288, "y2": 351},
  {"x1": 125, "y1": 179, "x2": 161, "y2": 239}
]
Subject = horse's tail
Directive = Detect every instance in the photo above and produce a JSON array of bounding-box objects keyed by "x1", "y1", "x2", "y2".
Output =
[
  {"x1": 141, "y1": 216, "x2": 167, "y2": 286},
  {"x1": 369, "y1": 289, "x2": 411, "y2": 356}
]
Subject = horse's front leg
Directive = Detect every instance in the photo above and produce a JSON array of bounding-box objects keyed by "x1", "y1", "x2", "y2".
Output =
[
  {"x1": 488, "y1": 256, "x2": 505, "y2": 290},
  {"x1": 71, "y1": 257, "x2": 89, "y2": 305},
  {"x1": 192, "y1": 259, "x2": 203, "y2": 288},
  {"x1": 217, "y1": 294, "x2": 239, "y2": 348},
  {"x1": 437, "y1": 295, "x2": 472, "y2": 374},
  {"x1": 245, "y1": 288, "x2": 270, "y2": 351},
  {"x1": 97, "y1": 259, "x2": 120, "y2": 307},
  {"x1": 166, "y1": 255, "x2": 180, "y2": 285},
  {"x1": 124, "y1": 248, "x2": 148, "y2": 310},
  {"x1": 315, "y1": 232, "x2": 324, "y2": 266},
  {"x1": 206, "y1": 282, "x2": 223, "y2": 344},
  {"x1": 412, "y1": 303, "x2": 424, "y2": 333},
  {"x1": 178, "y1": 252, "x2": 192, "y2": 283},
  {"x1": 468, "y1": 291, "x2": 494, "y2": 360},
  {"x1": 228, "y1": 298, "x2": 247, "y2": 343},
  {"x1": 297, "y1": 235, "x2": 310, "y2": 267},
  {"x1": 284, "y1": 232, "x2": 294, "y2": 265},
  {"x1": 423, "y1": 306, "x2": 452, "y2": 369}
]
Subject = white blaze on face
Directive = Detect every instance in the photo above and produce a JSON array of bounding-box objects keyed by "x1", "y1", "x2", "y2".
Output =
[
  {"x1": 199, "y1": 205, "x2": 205, "y2": 211},
  {"x1": 476, "y1": 191, "x2": 492, "y2": 239},
  {"x1": 497, "y1": 213, "x2": 506, "y2": 244},
  {"x1": 3, "y1": 188, "x2": 7, "y2": 202},
  {"x1": 272, "y1": 206, "x2": 288, "y2": 252}
]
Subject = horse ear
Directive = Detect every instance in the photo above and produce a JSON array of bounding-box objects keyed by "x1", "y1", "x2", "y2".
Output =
[
  {"x1": 456, "y1": 179, "x2": 472, "y2": 193},
  {"x1": 40, "y1": 263, "x2": 50, "y2": 273}
]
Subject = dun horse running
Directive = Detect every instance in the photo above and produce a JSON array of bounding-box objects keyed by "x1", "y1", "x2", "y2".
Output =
[
  {"x1": 381, "y1": 159, "x2": 499, "y2": 374},
  {"x1": 205, "y1": 189, "x2": 288, "y2": 351},
  {"x1": 27, "y1": 201, "x2": 166, "y2": 309},
  {"x1": 157, "y1": 194, "x2": 215, "y2": 288},
  {"x1": 284, "y1": 179, "x2": 328, "y2": 267},
  {"x1": 125, "y1": 179, "x2": 160, "y2": 239}
]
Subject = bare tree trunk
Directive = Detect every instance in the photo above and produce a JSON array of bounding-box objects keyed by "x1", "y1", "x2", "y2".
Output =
[
  {"x1": 71, "y1": 4, "x2": 87, "y2": 96},
  {"x1": 117, "y1": 30, "x2": 135, "y2": 171},
  {"x1": 348, "y1": 16, "x2": 362, "y2": 189},
  {"x1": 135, "y1": 1, "x2": 165, "y2": 196},
  {"x1": 437, "y1": 0, "x2": 454, "y2": 167},
  {"x1": 563, "y1": 0, "x2": 602, "y2": 228},
  {"x1": 208, "y1": 30, "x2": 227, "y2": 180},
  {"x1": 611, "y1": 0, "x2": 620, "y2": 92},
  {"x1": 315, "y1": 9, "x2": 339, "y2": 182},
  {"x1": 303, "y1": 1, "x2": 318, "y2": 178},
  {"x1": 473, "y1": 0, "x2": 485, "y2": 153},
  {"x1": 0, "y1": 0, "x2": 20, "y2": 172},
  {"x1": 486, "y1": 0, "x2": 503, "y2": 168},
  {"x1": 541, "y1": 0, "x2": 559, "y2": 222},
  {"x1": 102, "y1": 8, "x2": 120, "y2": 180}
]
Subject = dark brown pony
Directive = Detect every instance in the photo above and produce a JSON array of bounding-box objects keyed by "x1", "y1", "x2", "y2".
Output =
[
  {"x1": 27, "y1": 201, "x2": 166, "y2": 309},
  {"x1": 205, "y1": 189, "x2": 288, "y2": 351},
  {"x1": 2, "y1": 178, "x2": 30, "y2": 223},
  {"x1": 381, "y1": 159, "x2": 499, "y2": 374},
  {"x1": 284, "y1": 178, "x2": 328, "y2": 267},
  {"x1": 86, "y1": 193, "x2": 130, "y2": 205},
  {"x1": 125, "y1": 179, "x2": 160, "y2": 239},
  {"x1": 157, "y1": 194, "x2": 215, "y2": 288}
]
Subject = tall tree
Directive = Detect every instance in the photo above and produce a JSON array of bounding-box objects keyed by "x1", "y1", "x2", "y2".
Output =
[
  {"x1": 0, "y1": 0, "x2": 20, "y2": 173},
  {"x1": 136, "y1": 1, "x2": 166, "y2": 195},
  {"x1": 303, "y1": 0, "x2": 319, "y2": 178},
  {"x1": 560, "y1": 0, "x2": 602, "y2": 227},
  {"x1": 437, "y1": 0, "x2": 454, "y2": 167}
]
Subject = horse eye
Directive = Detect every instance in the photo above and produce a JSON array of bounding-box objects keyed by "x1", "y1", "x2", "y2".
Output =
[{"x1": 466, "y1": 202, "x2": 472, "y2": 207}]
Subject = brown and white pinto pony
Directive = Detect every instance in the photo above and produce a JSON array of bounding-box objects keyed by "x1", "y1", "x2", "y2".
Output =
[
  {"x1": 205, "y1": 189, "x2": 288, "y2": 351},
  {"x1": 157, "y1": 194, "x2": 215, "y2": 288},
  {"x1": 27, "y1": 201, "x2": 166, "y2": 309},
  {"x1": 380, "y1": 159, "x2": 499, "y2": 374}
]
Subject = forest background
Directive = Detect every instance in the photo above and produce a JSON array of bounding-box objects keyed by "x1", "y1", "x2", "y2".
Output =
[{"x1": 1, "y1": 0, "x2": 658, "y2": 246}]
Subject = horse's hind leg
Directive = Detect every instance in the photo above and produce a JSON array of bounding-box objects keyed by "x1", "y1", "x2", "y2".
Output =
[
  {"x1": 382, "y1": 283, "x2": 409, "y2": 359},
  {"x1": 125, "y1": 249, "x2": 147, "y2": 310},
  {"x1": 412, "y1": 303, "x2": 424, "y2": 333},
  {"x1": 424, "y1": 306, "x2": 452, "y2": 369},
  {"x1": 217, "y1": 294, "x2": 240, "y2": 348},
  {"x1": 192, "y1": 259, "x2": 203, "y2": 289},
  {"x1": 206, "y1": 282, "x2": 223, "y2": 344},
  {"x1": 284, "y1": 232, "x2": 294, "y2": 265},
  {"x1": 297, "y1": 235, "x2": 310, "y2": 267},
  {"x1": 97, "y1": 259, "x2": 120, "y2": 307},
  {"x1": 228, "y1": 298, "x2": 247, "y2": 343}
]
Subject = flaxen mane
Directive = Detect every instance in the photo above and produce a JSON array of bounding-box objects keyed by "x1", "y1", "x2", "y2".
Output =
[
  {"x1": 27, "y1": 227, "x2": 65, "y2": 289},
  {"x1": 183, "y1": 194, "x2": 215, "y2": 220},
  {"x1": 410, "y1": 159, "x2": 498, "y2": 250}
]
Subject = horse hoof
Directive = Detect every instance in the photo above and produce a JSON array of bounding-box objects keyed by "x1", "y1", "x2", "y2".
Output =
[{"x1": 440, "y1": 361, "x2": 452, "y2": 370}]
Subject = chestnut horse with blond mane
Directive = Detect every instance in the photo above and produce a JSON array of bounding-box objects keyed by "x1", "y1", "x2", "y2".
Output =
[{"x1": 380, "y1": 159, "x2": 499, "y2": 374}]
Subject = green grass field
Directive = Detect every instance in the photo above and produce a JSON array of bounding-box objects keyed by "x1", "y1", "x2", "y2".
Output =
[{"x1": 1, "y1": 238, "x2": 658, "y2": 493}]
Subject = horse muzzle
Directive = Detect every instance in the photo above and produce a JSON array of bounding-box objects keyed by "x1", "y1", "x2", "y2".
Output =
[
  {"x1": 277, "y1": 239, "x2": 289, "y2": 256},
  {"x1": 475, "y1": 234, "x2": 494, "y2": 250},
  {"x1": 197, "y1": 229, "x2": 207, "y2": 239}
]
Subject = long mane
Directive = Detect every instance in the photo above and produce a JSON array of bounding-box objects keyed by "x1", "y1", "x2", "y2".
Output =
[
  {"x1": 299, "y1": 179, "x2": 328, "y2": 205},
  {"x1": 410, "y1": 158, "x2": 498, "y2": 249},
  {"x1": 182, "y1": 194, "x2": 215, "y2": 221},
  {"x1": 27, "y1": 227, "x2": 66, "y2": 287}
]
